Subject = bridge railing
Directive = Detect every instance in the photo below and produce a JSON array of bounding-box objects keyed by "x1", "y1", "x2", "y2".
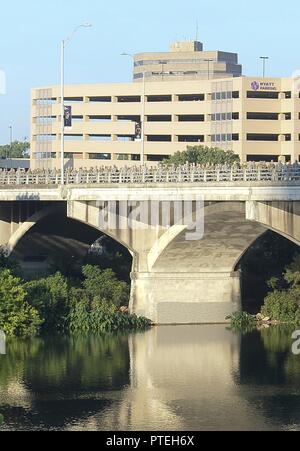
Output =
[{"x1": 0, "y1": 163, "x2": 300, "y2": 185}]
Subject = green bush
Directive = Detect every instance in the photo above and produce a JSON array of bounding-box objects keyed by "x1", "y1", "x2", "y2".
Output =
[
  {"x1": 262, "y1": 290, "x2": 300, "y2": 324},
  {"x1": 0, "y1": 270, "x2": 42, "y2": 337},
  {"x1": 162, "y1": 145, "x2": 240, "y2": 167},
  {"x1": 226, "y1": 311, "x2": 257, "y2": 331},
  {"x1": 82, "y1": 265, "x2": 130, "y2": 307},
  {"x1": 25, "y1": 272, "x2": 70, "y2": 331},
  {"x1": 69, "y1": 299, "x2": 151, "y2": 333},
  {"x1": 261, "y1": 254, "x2": 300, "y2": 324}
]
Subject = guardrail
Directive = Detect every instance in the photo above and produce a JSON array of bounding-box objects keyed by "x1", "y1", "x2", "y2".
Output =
[{"x1": 0, "y1": 164, "x2": 300, "y2": 185}]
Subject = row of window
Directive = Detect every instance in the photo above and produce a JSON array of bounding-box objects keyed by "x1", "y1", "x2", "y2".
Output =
[
  {"x1": 35, "y1": 112, "x2": 300, "y2": 126},
  {"x1": 35, "y1": 152, "x2": 165, "y2": 162},
  {"x1": 35, "y1": 90, "x2": 300, "y2": 106},
  {"x1": 35, "y1": 133, "x2": 300, "y2": 144}
]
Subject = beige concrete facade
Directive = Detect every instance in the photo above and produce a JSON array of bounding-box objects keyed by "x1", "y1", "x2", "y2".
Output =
[
  {"x1": 133, "y1": 40, "x2": 242, "y2": 82},
  {"x1": 31, "y1": 76, "x2": 300, "y2": 170}
]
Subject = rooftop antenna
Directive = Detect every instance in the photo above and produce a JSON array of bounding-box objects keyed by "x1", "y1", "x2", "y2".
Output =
[{"x1": 195, "y1": 20, "x2": 199, "y2": 42}]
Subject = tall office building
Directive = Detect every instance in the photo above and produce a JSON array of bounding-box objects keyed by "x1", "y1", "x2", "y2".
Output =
[{"x1": 133, "y1": 40, "x2": 242, "y2": 82}]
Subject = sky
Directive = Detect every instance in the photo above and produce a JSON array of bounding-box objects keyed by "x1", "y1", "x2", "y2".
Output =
[{"x1": 1, "y1": 0, "x2": 300, "y2": 144}]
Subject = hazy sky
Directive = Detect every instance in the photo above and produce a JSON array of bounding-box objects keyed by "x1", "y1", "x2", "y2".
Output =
[{"x1": 1, "y1": 0, "x2": 300, "y2": 144}]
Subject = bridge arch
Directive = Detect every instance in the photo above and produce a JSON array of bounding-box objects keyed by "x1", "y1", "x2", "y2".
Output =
[{"x1": 7, "y1": 204, "x2": 63, "y2": 255}]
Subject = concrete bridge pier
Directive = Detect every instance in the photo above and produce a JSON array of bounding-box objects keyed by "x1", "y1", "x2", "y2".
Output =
[{"x1": 131, "y1": 270, "x2": 241, "y2": 324}]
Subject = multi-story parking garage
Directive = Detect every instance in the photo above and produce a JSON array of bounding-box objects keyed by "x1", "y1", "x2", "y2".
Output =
[{"x1": 31, "y1": 41, "x2": 300, "y2": 169}]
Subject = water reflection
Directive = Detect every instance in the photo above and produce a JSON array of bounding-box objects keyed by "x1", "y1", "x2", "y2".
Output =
[{"x1": 0, "y1": 326, "x2": 300, "y2": 431}]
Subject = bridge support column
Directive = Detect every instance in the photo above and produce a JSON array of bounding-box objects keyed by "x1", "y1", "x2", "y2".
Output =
[{"x1": 131, "y1": 271, "x2": 241, "y2": 324}]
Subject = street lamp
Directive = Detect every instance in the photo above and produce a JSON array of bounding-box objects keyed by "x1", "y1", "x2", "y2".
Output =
[
  {"x1": 6, "y1": 125, "x2": 13, "y2": 169},
  {"x1": 60, "y1": 23, "x2": 92, "y2": 184},
  {"x1": 260, "y1": 56, "x2": 269, "y2": 78},
  {"x1": 204, "y1": 59, "x2": 214, "y2": 80},
  {"x1": 122, "y1": 52, "x2": 146, "y2": 165}
]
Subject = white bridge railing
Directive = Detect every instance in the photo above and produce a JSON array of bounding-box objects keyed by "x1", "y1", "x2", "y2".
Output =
[{"x1": 0, "y1": 164, "x2": 300, "y2": 186}]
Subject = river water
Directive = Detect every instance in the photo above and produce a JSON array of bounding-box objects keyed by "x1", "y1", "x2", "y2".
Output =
[{"x1": 0, "y1": 325, "x2": 300, "y2": 431}]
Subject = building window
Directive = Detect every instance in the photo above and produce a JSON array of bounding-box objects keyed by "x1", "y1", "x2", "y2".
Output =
[
  {"x1": 117, "y1": 135, "x2": 135, "y2": 142},
  {"x1": 284, "y1": 134, "x2": 291, "y2": 141},
  {"x1": 36, "y1": 134, "x2": 56, "y2": 142},
  {"x1": 177, "y1": 94, "x2": 204, "y2": 102},
  {"x1": 247, "y1": 134, "x2": 279, "y2": 141},
  {"x1": 89, "y1": 116, "x2": 111, "y2": 122},
  {"x1": 64, "y1": 134, "x2": 83, "y2": 141},
  {"x1": 147, "y1": 155, "x2": 169, "y2": 162},
  {"x1": 247, "y1": 112, "x2": 279, "y2": 120},
  {"x1": 211, "y1": 113, "x2": 233, "y2": 121},
  {"x1": 131, "y1": 154, "x2": 141, "y2": 161},
  {"x1": 212, "y1": 91, "x2": 237, "y2": 100},
  {"x1": 211, "y1": 134, "x2": 235, "y2": 142},
  {"x1": 89, "y1": 96, "x2": 111, "y2": 102},
  {"x1": 284, "y1": 91, "x2": 292, "y2": 99},
  {"x1": 118, "y1": 115, "x2": 141, "y2": 122},
  {"x1": 247, "y1": 155, "x2": 279, "y2": 162},
  {"x1": 178, "y1": 115, "x2": 204, "y2": 122},
  {"x1": 35, "y1": 98, "x2": 57, "y2": 106},
  {"x1": 117, "y1": 96, "x2": 141, "y2": 103},
  {"x1": 35, "y1": 152, "x2": 56, "y2": 160},
  {"x1": 72, "y1": 116, "x2": 84, "y2": 122},
  {"x1": 178, "y1": 135, "x2": 204, "y2": 143},
  {"x1": 147, "y1": 135, "x2": 172, "y2": 142},
  {"x1": 36, "y1": 116, "x2": 56, "y2": 124},
  {"x1": 89, "y1": 153, "x2": 111, "y2": 160},
  {"x1": 64, "y1": 97, "x2": 83, "y2": 103},
  {"x1": 147, "y1": 95, "x2": 172, "y2": 102},
  {"x1": 147, "y1": 115, "x2": 172, "y2": 122},
  {"x1": 117, "y1": 154, "x2": 130, "y2": 161},
  {"x1": 247, "y1": 91, "x2": 279, "y2": 99},
  {"x1": 285, "y1": 113, "x2": 292, "y2": 120},
  {"x1": 89, "y1": 135, "x2": 111, "y2": 141}
]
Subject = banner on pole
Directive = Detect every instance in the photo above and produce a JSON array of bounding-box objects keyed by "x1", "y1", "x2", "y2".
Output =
[
  {"x1": 135, "y1": 122, "x2": 142, "y2": 140},
  {"x1": 64, "y1": 106, "x2": 72, "y2": 127}
]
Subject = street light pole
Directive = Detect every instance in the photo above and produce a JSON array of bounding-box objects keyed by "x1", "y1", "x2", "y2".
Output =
[
  {"x1": 60, "y1": 40, "x2": 65, "y2": 183},
  {"x1": 141, "y1": 71, "x2": 145, "y2": 165},
  {"x1": 60, "y1": 23, "x2": 92, "y2": 185},
  {"x1": 260, "y1": 56, "x2": 269, "y2": 78},
  {"x1": 6, "y1": 125, "x2": 13, "y2": 169}
]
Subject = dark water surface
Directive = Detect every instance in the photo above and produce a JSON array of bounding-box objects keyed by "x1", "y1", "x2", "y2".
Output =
[{"x1": 0, "y1": 325, "x2": 300, "y2": 431}]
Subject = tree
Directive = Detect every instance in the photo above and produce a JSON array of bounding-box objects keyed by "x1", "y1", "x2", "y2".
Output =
[
  {"x1": 162, "y1": 145, "x2": 240, "y2": 167},
  {"x1": 82, "y1": 265, "x2": 130, "y2": 307},
  {"x1": 0, "y1": 269, "x2": 42, "y2": 337},
  {"x1": 0, "y1": 141, "x2": 30, "y2": 159},
  {"x1": 25, "y1": 272, "x2": 70, "y2": 330}
]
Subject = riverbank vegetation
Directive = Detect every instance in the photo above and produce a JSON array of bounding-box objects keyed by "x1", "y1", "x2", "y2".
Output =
[
  {"x1": 0, "y1": 253, "x2": 151, "y2": 338},
  {"x1": 229, "y1": 253, "x2": 300, "y2": 329}
]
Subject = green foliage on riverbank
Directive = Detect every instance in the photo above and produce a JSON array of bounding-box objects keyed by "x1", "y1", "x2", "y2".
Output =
[
  {"x1": 226, "y1": 311, "x2": 257, "y2": 332},
  {"x1": 0, "y1": 270, "x2": 42, "y2": 337},
  {"x1": 0, "y1": 257, "x2": 151, "y2": 337},
  {"x1": 261, "y1": 255, "x2": 300, "y2": 324},
  {"x1": 162, "y1": 145, "x2": 240, "y2": 167}
]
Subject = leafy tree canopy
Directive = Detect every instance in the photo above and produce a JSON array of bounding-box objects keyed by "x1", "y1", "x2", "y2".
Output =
[
  {"x1": 0, "y1": 141, "x2": 30, "y2": 159},
  {"x1": 162, "y1": 145, "x2": 240, "y2": 167}
]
